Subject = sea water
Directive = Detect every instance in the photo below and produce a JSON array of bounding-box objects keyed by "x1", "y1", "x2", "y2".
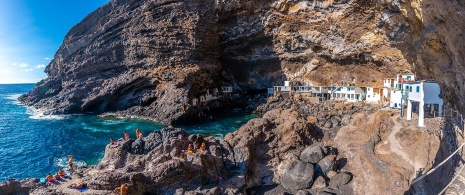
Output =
[{"x1": 0, "y1": 84, "x2": 257, "y2": 181}]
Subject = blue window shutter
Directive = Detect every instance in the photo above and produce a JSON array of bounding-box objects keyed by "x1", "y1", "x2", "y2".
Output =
[
  {"x1": 409, "y1": 86, "x2": 412, "y2": 92},
  {"x1": 416, "y1": 86, "x2": 420, "y2": 92}
]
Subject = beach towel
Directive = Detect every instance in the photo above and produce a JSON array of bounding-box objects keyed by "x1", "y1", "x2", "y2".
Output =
[{"x1": 67, "y1": 184, "x2": 88, "y2": 192}]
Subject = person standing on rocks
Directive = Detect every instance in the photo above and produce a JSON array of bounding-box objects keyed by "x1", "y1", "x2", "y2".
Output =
[
  {"x1": 68, "y1": 155, "x2": 74, "y2": 172},
  {"x1": 123, "y1": 131, "x2": 130, "y2": 141}
]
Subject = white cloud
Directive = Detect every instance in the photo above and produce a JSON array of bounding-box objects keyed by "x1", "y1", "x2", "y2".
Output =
[
  {"x1": 44, "y1": 57, "x2": 50, "y2": 60},
  {"x1": 24, "y1": 69, "x2": 33, "y2": 72},
  {"x1": 18, "y1": 63, "x2": 28, "y2": 68},
  {"x1": 35, "y1": 64, "x2": 45, "y2": 69},
  {"x1": 12, "y1": 63, "x2": 17, "y2": 66}
]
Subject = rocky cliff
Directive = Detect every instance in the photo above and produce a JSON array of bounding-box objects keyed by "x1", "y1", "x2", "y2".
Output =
[{"x1": 19, "y1": 0, "x2": 465, "y2": 122}]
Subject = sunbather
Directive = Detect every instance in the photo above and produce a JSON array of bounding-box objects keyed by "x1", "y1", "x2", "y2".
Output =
[
  {"x1": 54, "y1": 172, "x2": 64, "y2": 181},
  {"x1": 58, "y1": 169, "x2": 66, "y2": 176},
  {"x1": 69, "y1": 182, "x2": 86, "y2": 189}
]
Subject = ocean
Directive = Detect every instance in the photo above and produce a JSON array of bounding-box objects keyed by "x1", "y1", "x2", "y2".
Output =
[{"x1": 0, "y1": 84, "x2": 256, "y2": 181}]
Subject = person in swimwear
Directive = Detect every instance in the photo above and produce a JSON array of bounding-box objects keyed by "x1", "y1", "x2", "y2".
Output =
[
  {"x1": 68, "y1": 155, "x2": 74, "y2": 172},
  {"x1": 46, "y1": 173, "x2": 55, "y2": 182},
  {"x1": 123, "y1": 131, "x2": 130, "y2": 141},
  {"x1": 54, "y1": 172, "x2": 64, "y2": 181},
  {"x1": 58, "y1": 169, "x2": 66, "y2": 176},
  {"x1": 110, "y1": 138, "x2": 116, "y2": 145},
  {"x1": 70, "y1": 182, "x2": 86, "y2": 189},
  {"x1": 135, "y1": 128, "x2": 143, "y2": 139}
]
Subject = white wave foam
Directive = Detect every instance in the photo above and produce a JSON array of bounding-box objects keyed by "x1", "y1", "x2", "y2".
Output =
[
  {"x1": 5, "y1": 94, "x2": 23, "y2": 105},
  {"x1": 26, "y1": 107, "x2": 66, "y2": 120},
  {"x1": 54, "y1": 157, "x2": 87, "y2": 169}
]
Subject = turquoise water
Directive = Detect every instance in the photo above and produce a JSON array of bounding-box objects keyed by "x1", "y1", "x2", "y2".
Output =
[{"x1": 0, "y1": 84, "x2": 256, "y2": 181}]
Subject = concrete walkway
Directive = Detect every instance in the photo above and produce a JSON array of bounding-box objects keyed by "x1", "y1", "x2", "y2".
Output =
[{"x1": 388, "y1": 117, "x2": 421, "y2": 174}]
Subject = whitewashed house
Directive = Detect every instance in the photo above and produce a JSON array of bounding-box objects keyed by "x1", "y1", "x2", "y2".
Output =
[
  {"x1": 389, "y1": 73, "x2": 416, "y2": 108},
  {"x1": 222, "y1": 86, "x2": 233, "y2": 96},
  {"x1": 364, "y1": 87, "x2": 383, "y2": 103},
  {"x1": 406, "y1": 81, "x2": 443, "y2": 127},
  {"x1": 332, "y1": 86, "x2": 364, "y2": 102}
]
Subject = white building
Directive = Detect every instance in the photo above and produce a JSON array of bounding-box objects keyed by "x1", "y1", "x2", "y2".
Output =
[
  {"x1": 364, "y1": 87, "x2": 383, "y2": 103},
  {"x1": 406, "y1": 81, "x2": 443, "y2": 127},
  {"x1": 332, "y1": 86, "x2": 364, "y2": 102},
  {"x1": 389, "y1": 73, "x2": 415, "y2": 108}
]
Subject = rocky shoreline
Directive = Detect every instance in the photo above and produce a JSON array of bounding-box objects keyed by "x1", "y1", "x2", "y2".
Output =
[{"x1": 4, "y1": 98, "x2": 455, "y2": 194}]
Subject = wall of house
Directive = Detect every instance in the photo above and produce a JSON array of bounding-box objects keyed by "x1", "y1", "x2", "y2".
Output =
[
  {"x1": 390, "y1": 89, "x2": 403, "y2": 108},
  {"x1": 423, "y1": 82, "x2": 443, "y2": 104},
  {"x1": 407, "y1": 83, "x2": 422, "y2": 102}
]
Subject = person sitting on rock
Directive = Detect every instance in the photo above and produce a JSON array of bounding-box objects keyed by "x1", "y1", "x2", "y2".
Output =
[
  {"x1": 136, "y1": 128, "x2": 143, "y2": 139},
  {"x1": 54, "y1": 172, "x2": 64, "y2": 181},
  {"x1": 187, "y1": 144, "x2": 194, "y2": 154},
  {"x1": 197, "y1": 142, "x2": 206, "y2": 152},
  {"x1": 123, "y1": 131, "x2": 130, "y2": 141},
  {"x1": 110, "y1": 138, "x2": 117, "y2": 145},
  {"x1": 120, "y1": 183, "x2": 130, "y2": 195},
  {"x1": 46, "y1": 173, "x2": 55, "y2": 183},
  {"x1": 58, "y1": 169, "x2": 66, "y2": 176}
]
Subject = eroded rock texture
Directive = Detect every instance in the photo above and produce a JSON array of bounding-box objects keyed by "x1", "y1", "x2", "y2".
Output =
[{"x1": 19, "y1": 0, "x2": 465, "y2": 123}]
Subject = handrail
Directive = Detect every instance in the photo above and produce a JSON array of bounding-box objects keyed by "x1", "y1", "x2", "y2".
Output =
[{"x1": 410, "y1": 106, "x2": 465, "y2": 194}]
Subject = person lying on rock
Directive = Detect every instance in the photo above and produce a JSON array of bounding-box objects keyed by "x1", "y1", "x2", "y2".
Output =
[{"x1": 69, "y1": 182, "x2": 87, "y2": 189}]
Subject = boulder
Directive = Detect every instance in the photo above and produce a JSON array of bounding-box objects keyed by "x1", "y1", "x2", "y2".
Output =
[
  {"x1": 311, "y1": 176, "x2": 327, "y2": 189},
  {"x1": 281, "y1": 160, "x2": 315, "y2": 190},
  {"x1": 131, "y1": 138, "x2": 145, "y2": 154},
  {"x1": 341, "y1": 115, "x2": 351, "y2": 126},
  {"x1": 329, "y1": 172, "x2": 352, "y2": 188},
  {"x1": 317, "y1": 155, "x2": 336, "y2": 175},
  {"x1": 142, "y1": 131, "x2": 162, "y2": 152},
  {"x1": 301, "y1": 144, "x2": 324, "y2": 163}
]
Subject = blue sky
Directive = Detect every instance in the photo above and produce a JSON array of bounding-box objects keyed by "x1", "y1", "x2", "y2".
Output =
[{"x1": 0, "y1": 0, "x2": 108, "y2": 83}]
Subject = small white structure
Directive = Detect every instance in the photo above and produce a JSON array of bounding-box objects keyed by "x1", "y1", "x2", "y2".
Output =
[
  {"x1": 364, "y1": 87, "x2": 382, "y2": 103},
  {"x1": 332, "y1": 86, "x2": 364, "y2": 102},
  {"x1": 406, "y1": 81, "x2": 443, "y2": 127}
]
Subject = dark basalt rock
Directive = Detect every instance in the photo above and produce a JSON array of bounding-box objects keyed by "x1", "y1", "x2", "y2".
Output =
[
  {"x1": 301, "y1": 143, "x2": 324, "y2": 164},
  {"x1": 281, "y1": 160, "x2": 315, "y2": 190}
]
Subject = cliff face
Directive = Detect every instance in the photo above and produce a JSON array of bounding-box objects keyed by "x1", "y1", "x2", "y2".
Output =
[
  {"x1": 19, "y1": 0, "x2": 222, "y2": 125},
  {"x1": 19, "y1": 0, "x2": 465, "y2": 123}
]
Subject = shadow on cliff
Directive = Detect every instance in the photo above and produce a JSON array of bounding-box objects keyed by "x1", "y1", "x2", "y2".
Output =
[
  {"x1": 218, "y1": 6, "x2": 287, "y2": 91},
  {"x1": 406, "y1": 117, "x2": 460, "y2": 194}
]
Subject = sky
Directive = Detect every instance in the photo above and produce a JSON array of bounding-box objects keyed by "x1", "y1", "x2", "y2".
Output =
[{"x1": 0, "y1": 0, "x2": 109, "y2": 84}]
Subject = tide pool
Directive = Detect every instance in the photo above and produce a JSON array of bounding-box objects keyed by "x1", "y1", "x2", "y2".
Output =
[{"x1": 0, "y1": 84, "x2": 256, "y2": 181}]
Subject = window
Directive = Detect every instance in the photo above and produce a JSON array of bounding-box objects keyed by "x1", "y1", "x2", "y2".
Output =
[
  {"x1": 393, "y1": 91, "x2": 396, "y2": 93},
  {"x1": 409, "y1": 86, "x2": 412, "y2": 92},
  {"x1": 407, "y1": 76, "x2": 411, "y2": 80},
  {"x1": 416, "y1": 86, "x2": 420, "y2": 92},
  {"x1": 368, "y1": 88, "x2": 371, "y2": 91},
  {"x1": 368, "y1": 95, "x2": 371, "y2": 98},
  {"x1": 348, "y1": 88, "x2": 351, "y2": 91},
  {"x1": 405, "y1": 85, "x2": 408, "y2": 90}
]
